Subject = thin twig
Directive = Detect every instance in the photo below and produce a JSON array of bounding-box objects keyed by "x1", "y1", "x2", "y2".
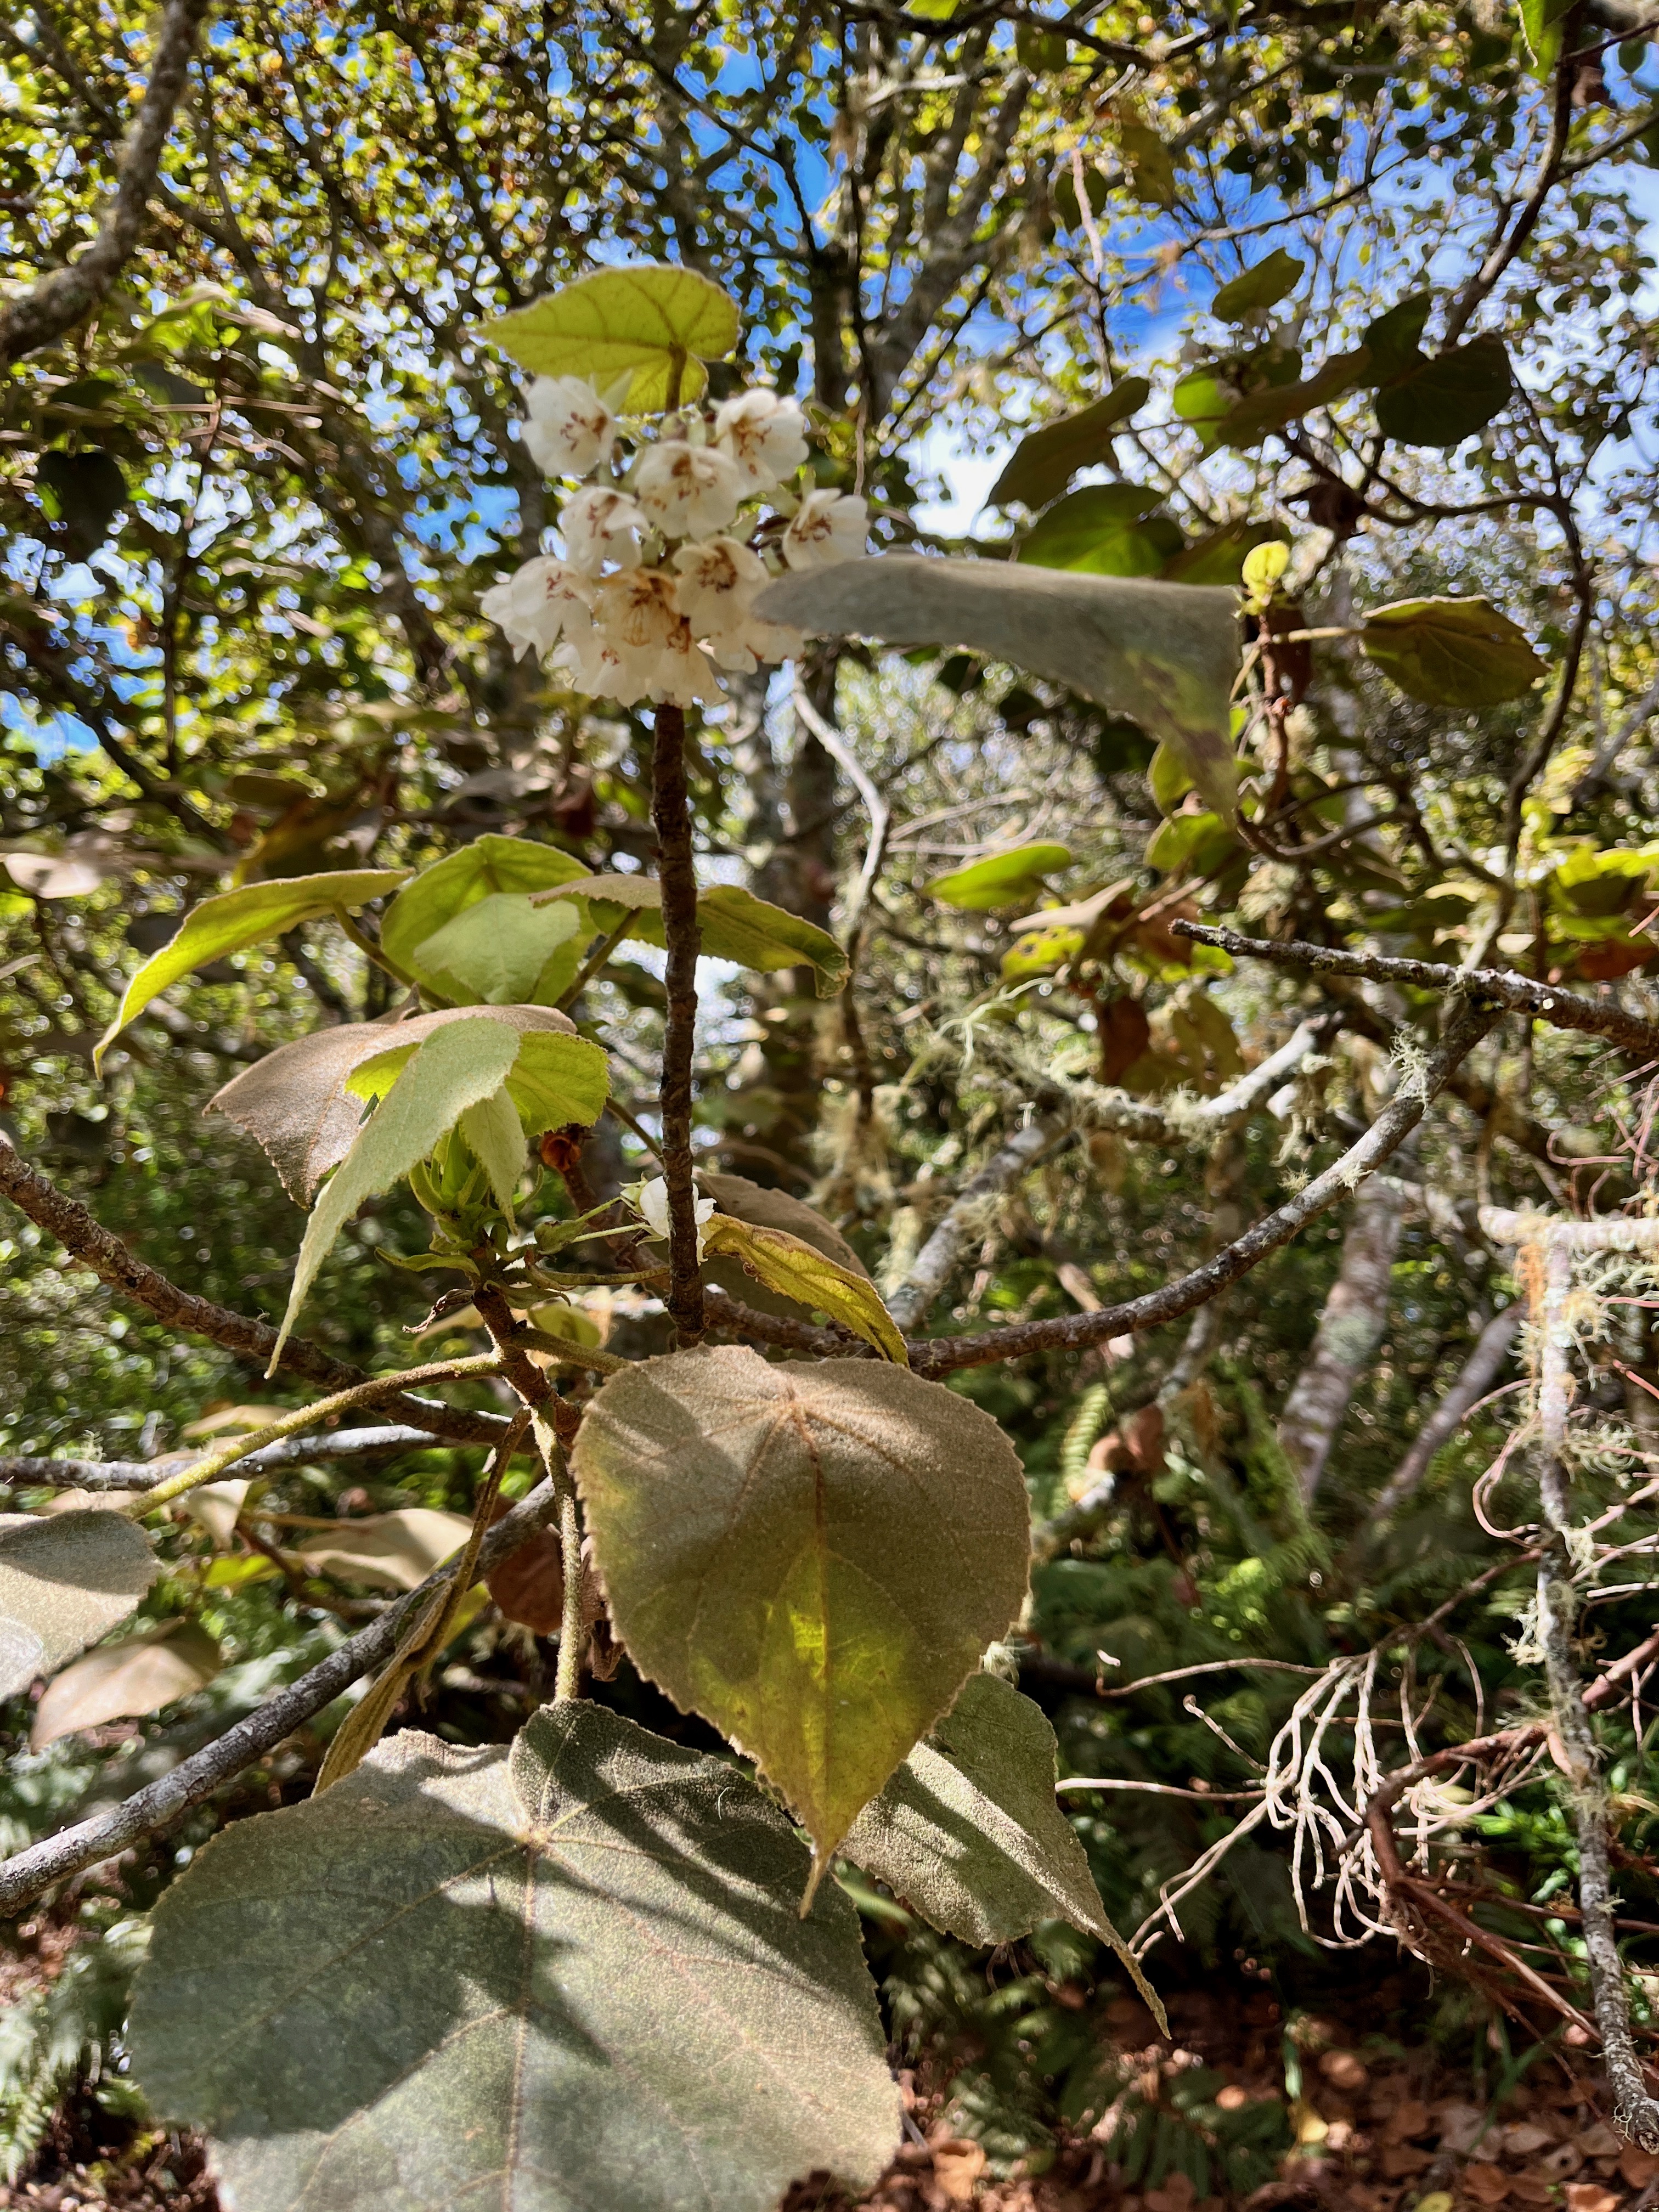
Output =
[
  {"x1": 1175, "y1": 920, "x2": 1659, "y2": 1063},
  {"x1": 0, "y1": 1424, "x2": 489, "y2": 1493},
  {"x1": 0, "y1": 1474, "x2": 561, "y2": 1916}
]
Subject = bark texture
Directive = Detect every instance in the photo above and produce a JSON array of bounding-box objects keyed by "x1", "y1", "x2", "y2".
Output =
[{"x1": 1279, "y1": 1170, "x2": 1412, "y2": 1500}]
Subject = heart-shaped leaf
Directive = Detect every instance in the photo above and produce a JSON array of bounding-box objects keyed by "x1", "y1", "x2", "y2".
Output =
[
  {"x1": 755, "y1": 556, "x2": 1240, "y2": 824},
  {"x1": 924, "y1": 842, "x2": 1073, "y2": 910},
  {"x1": 573, "y1": 1347, "x2": 1030, "y2": 1873},
  {"x1": 1360, "y1": 596, "x2": 1547, "y2": 707},
  {"x1": 209, "y1": 1003, "x2": 602, "y2": 1203},
  {"x1": 842, "y1": 1672, "x2": 1164, "y2": 2024},
  {"x1": 1212, "y1": 250, "x2": 1304, "y2": 320},
  {"x1": 271, "y1": 1015, "x2": 523, "y2": 1367},
  {"x1": 380, "y1": 836, "x2": 595, "y2": 1005},
  {"x1": 412, "y1": 891, "x2": 582, "y2": 1006},
  {"x1": 700, "y1": 1216, "x2": 907, "y2": 1362},
  {"x1": 484, "y1": 264, "x2": 741, "y2": 411},
  {"x1": 988, "y1": 380, "x2": 1150, "y2": 511},
  {"x1": 95, "y1": 869, "x2": 411, "y2": 1070},
  {"x1": 129, "y1": 1706, "x2": 899, "y2": 2211},
  {"x1": 30, "y1": 1618, "x2": 220, "y2": 1750},
  {"x1": 0, "y1": 1510, "x2": 159, "y2": 1702},
  {"x1": 1374, "y1": 334, "x2": 1512, "y2": 448}
]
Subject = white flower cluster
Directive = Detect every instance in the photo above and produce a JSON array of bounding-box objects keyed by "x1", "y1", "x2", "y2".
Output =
[{"x1": 482, "y1": 377, "x2": 866, "y2": 709}]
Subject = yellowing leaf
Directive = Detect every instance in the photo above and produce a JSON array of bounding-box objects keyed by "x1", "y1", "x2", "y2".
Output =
[
  {"x1": 0, "y1": 1510, "x2": 159, "y2": 1700},
  {"x1": 1360, "y1": 596, "x2": 1547, "y2": 708},
  {"x1": 924, "y1": 843, "x2": 1073, "y2": 910},
  {"x1": 130, "y1": 1708, "x2": 899, "y2": 2210},
  {"x1": 484, "y1": 264, "x2": 740, "y2": 411},
  {"x1": 573, "y1": 1348, "x2": 1030, "y2": 1875},
  {"x1": 755, "y1": 557, "x2": 1240, "y2": 824},
  {"x1": 701, "y1": 1216, "x2": 907, "y2": 1362},
  {"x1": 272, "y1": 1017, "x2": 522, "y2": 1369},
  {"x1": 30, "y1": 1619, "x2": 221, "y2": 1750},
  {"x1": 94, "y1": 869, "x2": 410, "y2": 1070}
]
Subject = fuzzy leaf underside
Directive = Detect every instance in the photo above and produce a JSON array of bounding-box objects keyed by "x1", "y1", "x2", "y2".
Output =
[{"x1": 128, "y1": 1705, "x2": 899, "y2": 2212}]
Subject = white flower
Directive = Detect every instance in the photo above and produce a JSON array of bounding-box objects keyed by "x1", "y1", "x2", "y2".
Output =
[
  {"x1": 479, "y1": 556, "x2": 594, "y2": 663},
  {"x1": 714, "y1": 389, "x2": 809, "y2": 490},
  {"x1": 782, "y1": 488, "x2": 867, "y2": 571},
  {"x1": 560, "y1": 485, "x2": 647, "y2": 577},
  {"x1": 636, "y1": 1174, "x2": 716, "y2": 1255},
  {"x1": 634, "y1": 438, "x2": 743, "y2": 539},
  {"x1": 672, "y1": 537, "x2": 802, "y2": 673},
  {"x1": 522, "y1": 376, "x2": 616, "y2": 478},
  {"x1": 561, "y1": 569, "x2": 722, "y2": 708}
]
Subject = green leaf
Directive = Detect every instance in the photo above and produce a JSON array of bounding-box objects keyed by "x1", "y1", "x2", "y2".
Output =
[
  {"x1": 1171, "y1": 369, "x2": 1238, "y2": 448},
  {"x1": 537, "y1": 874, "x2": 850, "y2": 997},
  {"x1": 572, "y1": 1347, "x2": 1030, "y2": 1874},
  {"x1": 1362, "y1": 291, "x2": 1434, "y2": 380},
  {"x1": 210, "y1": 1003, "x2": 600, "y2": 1203},
  {"x1": 1018, "y1": 485, "x2": 1179, "y2": 577},
  {"x1": 842, "y1": 1672, "x2": 1165, "y2": 2026},
  {"x1": 272, "y1": 1016, "x2": 522, "y2": 1367},
  {"x1": 1212, "y1": 250, "x2": 1304, "y2": 320},
  {"x1": 1148, "y1": 740, "x2": 1194, "y2": 814},
  {"x1": 95, "y1": 870, "x2": 411, "y2": 1070},
  {"x1": 1146, "y1": 809, "x2": 1243, "y2": 878},
  {"x1": 484, "y1": 263, "x2": 741, "y2": 411},
  {"x1": 1120, "y1": 121, "x2": 1178, "y2": 208},
  {"x1": 412, "y1": 891, "x2": 581, "y2": 1006},
  {"x1": 1373, "y1": 333, "x2": 1513, "y2": 447},
  {"x1": 458, "y1": 1085, "x2": 527, "y2": 1222},
  {"x1": 381, "y1": 836, "x2": 594, "y2": 1006},
  {"x1": 30, "y1": 1620, "x2": 220, "y2": 1751},
  {"x1": 129, "y1": 1706, "x2": 899, "y2": 2211},
  {"x1": 924, "y1": 842, "x2": 1074, "y2": 910},
  {"x1": 700, "y1": 1216, "x2": 907, "y2": 1362},
  {"x1": 988, "y1": 381, "x2": 1151, "y2": 511},
  {"x1": 758, "y1": 557, "x2": 1240, "y2": 825},
  {"x1": 0, "y1": 1510, "x2": 159, "y2": 1701},
  {"x1": 37, "y1": 448, "x2": 127, "y2": 556},
  {"x1": 1359, "y1": 596, "x2": 1548, "y2": 708},
  {"x1": 1520, "y1": 0, "x2": 1574, "y2": 70},
  {"x1": 346, "y1": 1015, "x2": 611, "y2": 1139},
  {"x1": 1215, "y1": 349, "x2": 1368, "y2": 448}
]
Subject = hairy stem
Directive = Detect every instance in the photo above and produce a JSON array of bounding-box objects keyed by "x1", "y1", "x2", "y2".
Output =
[{"x1": 650, "y1": 702, "x2": 705, "y2": 1343}]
